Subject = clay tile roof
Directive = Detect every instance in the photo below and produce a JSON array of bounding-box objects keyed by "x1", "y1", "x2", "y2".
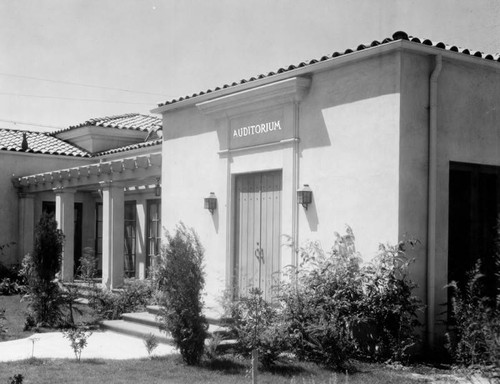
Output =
[
  {"x1": 51, "y1": 113, "x2": 162, "y2": 135},
  {"x1": 157, "y1": 31, "x2": 500, "y2": 108},
  {"x1": 0, "y1": 128, "x2": 90, "y2": 157},
  {"x1": 94, "y1": 139, "x2": 162, "y2": 156}
]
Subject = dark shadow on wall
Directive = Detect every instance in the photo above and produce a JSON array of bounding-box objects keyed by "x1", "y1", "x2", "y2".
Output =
[
  {"x1": 303, "y1": 198, "x2": 319, "y2": 232},
  {"x1": 211, "y1": 206, "x2": 219, "y2": 234}
]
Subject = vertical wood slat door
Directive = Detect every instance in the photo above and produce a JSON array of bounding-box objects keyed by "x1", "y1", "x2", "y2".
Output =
[{"x1": 235, "y1": 171, "x2": 282, "y2": 300}]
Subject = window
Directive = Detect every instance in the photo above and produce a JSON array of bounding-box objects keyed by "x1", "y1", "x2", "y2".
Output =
[
  {"x1": 95, "y1": 203, "x2": 103, "y2": 275},
  {"x1": 146, "y1": 199, "x2": 161, "y2": 272},
  {"x1": 124, "y1": 201, "x2": 137, "y2": 277}
]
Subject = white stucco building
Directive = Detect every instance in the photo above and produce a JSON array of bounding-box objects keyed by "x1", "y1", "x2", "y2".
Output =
[
  {"x1": 1, "y1": 114, "x2": 163, "y2": 289},
  {"x1": 151, "y1": 31, "x2": 500, "y2": 352},
  {"x1": 2, "y1": 31, "x2": 500, "y2": 354}
]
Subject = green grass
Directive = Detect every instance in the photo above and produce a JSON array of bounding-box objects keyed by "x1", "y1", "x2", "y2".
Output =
[
  {"x1": 0, "y1": 355, "x2": 467, "y2": 384},
  {"x1": 0, "y1": 293, "x2": 99, "y2": 341},
  {"x1": 0, "y1": 294, "x2": 31, "y2": 341},
  {"x1": 0, "y1": 294, "x2": 472, "y2": 383}
]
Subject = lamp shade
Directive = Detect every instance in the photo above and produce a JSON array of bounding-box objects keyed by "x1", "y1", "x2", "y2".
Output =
[
  {"x1": 204, "y1": 192, "x2": 217, "y2": 214},
  {"x1": 297, "y1": 184, "x2": 312, "y2": 209}
]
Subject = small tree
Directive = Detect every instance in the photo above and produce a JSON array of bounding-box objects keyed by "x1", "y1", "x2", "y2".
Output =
[
  {"x1": 155, "y1": 223, "x2": 208, "y2": 365},
  {"x1": 20, "y1": 213, "x2": 64, "y2": 327}
]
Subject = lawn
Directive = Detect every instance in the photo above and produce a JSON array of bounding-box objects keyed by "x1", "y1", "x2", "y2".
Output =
[
  {"x1": 0, "y1": 294, "x2": 31, "y2": 341},
  {"x1": 0, "y1": 294, "x2": 483, "y2": 384},
  {"x1": 0, "y1": 355, "x2": 471, "y2": 384}
]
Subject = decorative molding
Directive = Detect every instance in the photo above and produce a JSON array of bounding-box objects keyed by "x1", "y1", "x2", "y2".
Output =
[
  {"x1": 196, "y1": 77, "x2": 311, "y2": 119},
  {"x1": 14, "y1": 152, "x2": 162, "y2": 193}
]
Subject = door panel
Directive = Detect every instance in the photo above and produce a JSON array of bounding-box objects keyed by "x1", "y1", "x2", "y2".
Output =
[{"x1": 235, "y1": 171, "x2": 281, "y2": 300}]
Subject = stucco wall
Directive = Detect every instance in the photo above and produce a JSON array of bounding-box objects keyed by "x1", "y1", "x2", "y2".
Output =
[
  {"x1": 434, "y1": 58, "x2": 500, "y2": 335},
  {"x1": 298, "y1": 52, "x2": 401, "y2": 260},
  {"x1": 161, "y1": 51, "x2": 403, "y2": 311},
  {"x1": 0, "y1": 152, "x2": 88, "y2": 266},
  {"x1": 162, "y1": 108, "x2": 227, "y2": 310}
]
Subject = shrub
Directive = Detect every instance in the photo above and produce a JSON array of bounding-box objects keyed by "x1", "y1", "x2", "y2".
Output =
[
  {"x1": 8, "y1": 374, "x2": 23, "y2": 384},
  {"x1": 278, "y1": 228, "x2": 421, "y2": 369},
  {"x1": 144, "y1": 333, "x2": 159, "y2": 357},
  {"x1": 93, "y1": 279, "x2": 153, "y2": 320},
  {"x1": 0, "y1": 278, "x2": 23, "y2": 295},
  {"x1": 446, "y1": 262, "x2": 500, "y2": 369},
  {"x1": 357, "y1": 240, "x2": 422, "y2": 362},
  {"x1": 279, "y1": 229, "x2": 362, "y2": 370},
  {"x1": 19, "y1": 213, "x2": 65, "y2": 327},
  {"x1": 155, "y1": 223, "x2": 208, "y2": 365},
  {"x1": 77, "y1": 247, "x2": 98, "y2": 282},
  {"x1": 63, "y1": 325, "x2": 93, "y2": 362},
  {"x1": 229, "y1": 287, "x2": 286, "y2": 367}
]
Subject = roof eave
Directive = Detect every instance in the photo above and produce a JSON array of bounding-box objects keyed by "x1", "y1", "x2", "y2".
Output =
[{"x1": 151, "y1": 39, "x2": 500, "y2": 115}]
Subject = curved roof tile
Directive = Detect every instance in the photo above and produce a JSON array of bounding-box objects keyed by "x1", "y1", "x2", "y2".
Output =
[
  {"x1": 0, "y1": 128, "x2": 90, "y2": 157},
  {"x1": 157, "y1": 31, "x2": 500, "y2": 108},
  {"x1": 51, "y1": 113, "x2": 161, "y2": 135}
]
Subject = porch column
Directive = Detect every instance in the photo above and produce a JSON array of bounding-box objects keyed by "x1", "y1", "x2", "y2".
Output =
[
  {"x1": 101, "y1": 181, "x2": 124, "y2": 289},
  {"x1": 136, "y1": 199, "x2": 146, "y2": 279},
  {"x1": 18, "y1": 193, "x2": 35, "y2": 262},
  {"x1": 55, "y1": 188, "x2": 75, "y2": 282}
]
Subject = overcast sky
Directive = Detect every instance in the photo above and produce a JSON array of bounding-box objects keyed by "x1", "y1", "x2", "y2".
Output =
[{"x1": 1, "y1": 0, "x2": 499, "y2": 132}]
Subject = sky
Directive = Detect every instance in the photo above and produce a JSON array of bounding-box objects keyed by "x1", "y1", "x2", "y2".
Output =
[{"x1": 0, "y1": 0, "x2": 499, "y2": 132}]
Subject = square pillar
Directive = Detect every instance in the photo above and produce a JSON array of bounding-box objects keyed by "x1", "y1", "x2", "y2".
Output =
[
  {"x1": 18, "y1": 193, "x2": 35, "y2": 262},
  {"x1": 101, "y1": 182, "x2": 125, "y2": 289},
  {"x1": 55, "y1": 188, "x2": 75, "y2": 282}
]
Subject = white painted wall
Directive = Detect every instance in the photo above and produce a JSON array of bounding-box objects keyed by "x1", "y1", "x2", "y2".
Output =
[{"x1": 0, "y1": 152, "x2": 88, "y2": 266}]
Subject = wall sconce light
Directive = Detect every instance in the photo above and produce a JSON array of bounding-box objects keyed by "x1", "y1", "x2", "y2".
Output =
[
  {"x1": 155, "y1": 178, "x2": 161, "y2": 197},
  {"x1": 204, "y1": 192, "x2": 217, "y2": 214},
  {"x1": 297, "y1": 184, "x2": 312, "y2": 210}
]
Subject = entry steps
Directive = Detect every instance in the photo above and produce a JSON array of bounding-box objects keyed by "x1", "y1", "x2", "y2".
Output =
[{"x1": 100, "y1": 305, "x2": 236, "y2": 349}]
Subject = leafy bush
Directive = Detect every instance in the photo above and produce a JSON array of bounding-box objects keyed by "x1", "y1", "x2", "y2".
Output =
[
  {"x1": 8, "y1": 374, "x2": 23, "y2": 384},
  {"x1": 77, "y1": 247, "x2": 98, "y2": 281},
  {"x1": 357, "y1": 241, "x2": 422, "y2": 362},
  {"x1": 0, "y1": 278, "x2": 23, "y2": 295},
  {"x1": 144, "y1": 333, "x2": 159, "y2": 357},
  {"x1": 228, "y1": 228, "x2": 423, "y2": 370},
  {"x1": 446, "y1": 262, "x2": 500, "y2": 369},
  {"x1": 279, "y1": 230, "x2": 362, "y2": 370},
  {"x1": 19, "y1": 213, "x2": 65, "y2": 327},
  {"x1": 63, "y1": 325, "x2": 93, "y2": 362},
  {"x1": 155, "y1": 223, "x2": 208, "y2": 365},
  {"x1": 228, "y1": 287, "x2": 286, "y2": 367},
  {"x1": 93, "y1": 279, "x2": 153, "y2": 320}
]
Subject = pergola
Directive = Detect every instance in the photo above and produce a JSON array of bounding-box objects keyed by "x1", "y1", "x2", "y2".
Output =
[{"x1": 12, "y1": 151, "x2": 162, "y2": 288}]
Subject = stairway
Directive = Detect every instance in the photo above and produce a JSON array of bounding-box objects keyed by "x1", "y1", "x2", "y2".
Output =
[{"x1": 100, "y1": 306, "x2": 234, "y2": 348}]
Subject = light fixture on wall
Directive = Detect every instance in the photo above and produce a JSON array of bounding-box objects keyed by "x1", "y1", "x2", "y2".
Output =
[
  {"x1": 204, "y1": 192, "x2": 217, "y2": 214},
  {"x1": 297, "y1": 184, "x2": 313, "y2": 210},
  {"x1": 155, "y1": 178, "x2": 161, "y2": 197}
]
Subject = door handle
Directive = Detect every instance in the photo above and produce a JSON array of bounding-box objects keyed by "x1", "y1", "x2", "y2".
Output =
[{"x1": 254, "y1": 243, "x2": 264, "y2": 264}]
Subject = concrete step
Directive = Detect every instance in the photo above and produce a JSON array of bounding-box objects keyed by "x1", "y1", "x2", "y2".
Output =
[
  {"x1": 101, "y1": 310, "x2": 238, "y2": 351},
  {"x1": 146, "y1": 305, "x2": 231, "y2": 327},
  {"x1": 122, "y1": 311, "x2": 230, "y2": 336},
  {"x1": 122, "y1": 312, "x2": 159, "y2": 327},
  {"x1": 100, "y1": 319, "x2": 172, "y2": 345}
]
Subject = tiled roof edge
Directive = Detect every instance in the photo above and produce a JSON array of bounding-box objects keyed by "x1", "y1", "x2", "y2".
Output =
[
  {"x1": 0, "y1": 128, "x2": 92, "y2": 157},
  {"x1": 93, "y1": 139, "x2": 162, "y2": 157},
  {"x1": 50, "y1": 113, "x2": 161, "y2": 135},
  {"x1": 156, "y1": 31, "x2": 500, "y2": 108},
  {"x1": 0, "y1": 147, "x2": 91, "y2": 157}
]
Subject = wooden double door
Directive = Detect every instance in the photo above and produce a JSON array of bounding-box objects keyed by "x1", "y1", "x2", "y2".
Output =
[{"x1": 234, "y1": 171, "x2": 282, "y2": 300}]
